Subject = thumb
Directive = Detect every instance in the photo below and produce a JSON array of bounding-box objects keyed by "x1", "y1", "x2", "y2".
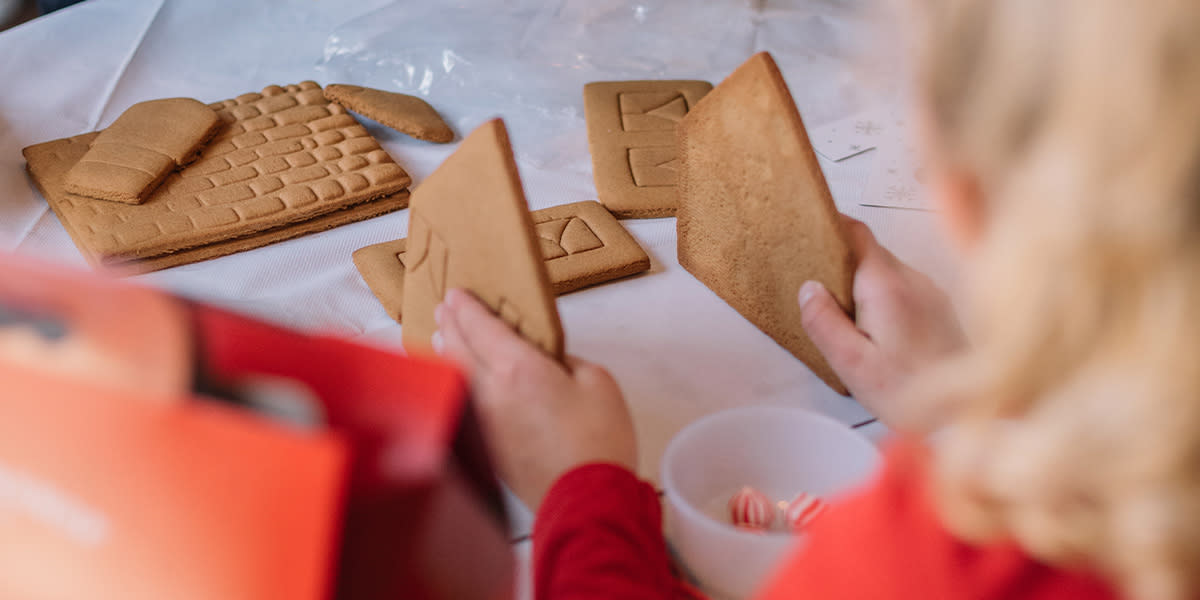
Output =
[{"x1": 798, "y1": 281, "x2": 871, "y2": 376}]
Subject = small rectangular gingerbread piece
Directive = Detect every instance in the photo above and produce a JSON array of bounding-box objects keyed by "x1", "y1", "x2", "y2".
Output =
[
  {"x1": 63, "y1": 98, "x2": 222, "y2": 204},
  {"x1": 400, "y1": 119, "x2": 564, "y2": 359},
  {"x1": 353, "y1": 200, "x2": 650, "y2": 323},
  {"x1": 532, "y1": 200, "x2": 651, "y2": 293},
  {"x1": 677, "y1": 52, "x2": 855, "y2": 394},
  {"x1": 584, "y1": 80, "x2": 712, "y2": 219}
]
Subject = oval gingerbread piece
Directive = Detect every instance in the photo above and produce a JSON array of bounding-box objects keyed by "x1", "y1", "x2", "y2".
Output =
[{"x1": 324, "y1": 84, "x2": 455, "y2": 144}]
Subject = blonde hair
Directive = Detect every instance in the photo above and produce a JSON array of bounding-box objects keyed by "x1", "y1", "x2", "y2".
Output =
[{"x1": 904, "y1": 0, "x2": 1200, "y2": 598}]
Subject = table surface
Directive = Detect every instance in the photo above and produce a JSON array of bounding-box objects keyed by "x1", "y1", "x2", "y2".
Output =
[{"x1": 0, "y1": 0, "x2": 957, "y2": 592}]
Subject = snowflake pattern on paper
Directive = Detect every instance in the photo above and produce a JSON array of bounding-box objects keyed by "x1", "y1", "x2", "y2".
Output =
[
  {"x1": 884, "y1": 185, "x2": 917, "y2": 204},
  {"x1": 854, "y1": 120, "x2": 882, "y2": 136}
]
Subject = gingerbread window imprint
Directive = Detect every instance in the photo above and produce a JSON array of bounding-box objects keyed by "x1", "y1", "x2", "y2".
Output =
[
  {"x1": 406, "y1": 214, "x2": 450, "y2": 298},
  {"x1": 534, "y1": 217, "x2": 604, "y2": 260},
  {"x1": 618, "y1": 91, "x2": 689, "y2": 132},
  {"x1": 627, "y1": 147, "x2": 680, "y2": 188},
  {"x1": 495, "y1": 297, "x2": 523, "y2": 332}
]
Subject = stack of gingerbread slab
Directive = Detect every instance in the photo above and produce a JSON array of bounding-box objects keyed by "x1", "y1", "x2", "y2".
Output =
[{"x1": 24, "y1": 81, "x2": 413, "y2": 275}]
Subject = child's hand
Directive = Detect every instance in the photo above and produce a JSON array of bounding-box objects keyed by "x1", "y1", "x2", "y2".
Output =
[
  {"x1": 799, "y1": 216, "x2": 965, "y2": 428},
  {"x1": 435, "y1": 288, "x2": 638, "y2": 512}
]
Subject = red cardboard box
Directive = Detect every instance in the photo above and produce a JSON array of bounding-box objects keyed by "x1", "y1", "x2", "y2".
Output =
[{"x1": 0, "y1": 257, "x2": 513, "y2": 600}]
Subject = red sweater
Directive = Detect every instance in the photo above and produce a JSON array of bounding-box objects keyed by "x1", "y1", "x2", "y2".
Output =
[{"x1": 532, "y1": 444, "x2": 1118, "y2": 600}]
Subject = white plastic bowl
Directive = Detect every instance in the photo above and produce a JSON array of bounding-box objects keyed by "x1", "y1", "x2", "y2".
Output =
[{"x1": 661, "y1": 406, "x2": 881, "y2": 599}]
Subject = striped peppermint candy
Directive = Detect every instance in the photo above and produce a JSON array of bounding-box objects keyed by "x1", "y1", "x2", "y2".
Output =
[
  {"x1": 728, "y1": 486, "x2": 774, "y2": 530},
  {"x1": 784, "y1": 491, "x2": 827, "y2": 532}
]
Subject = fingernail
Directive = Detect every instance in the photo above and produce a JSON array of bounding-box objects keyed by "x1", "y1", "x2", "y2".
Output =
[
  {"x1": 798, "y1": 281, "x2": 823, "y2": 309},
  {"x1": 431, "y1": 330, "x2": 444, "y2": 354},
  {"x1": 434, "y1": 303, "x2": 445, "y2": 325}
]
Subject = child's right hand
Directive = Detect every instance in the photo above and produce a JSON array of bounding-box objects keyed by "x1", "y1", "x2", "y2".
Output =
[
  {"x1": 435, "y1": 288, "x2": 638, "y2": 512},
  {"x1": 799, "y1": 216, "x2": 965, "y2": 429}
]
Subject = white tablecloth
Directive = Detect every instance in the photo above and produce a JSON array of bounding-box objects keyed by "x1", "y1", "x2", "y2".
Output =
[{"x1": 0, "y1": 0, "x2": 956, "y2": 529}]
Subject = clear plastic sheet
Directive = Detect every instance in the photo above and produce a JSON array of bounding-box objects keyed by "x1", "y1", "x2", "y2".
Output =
[{"x1": 317, "y1": 0, "x2": 882, "y2": 169}]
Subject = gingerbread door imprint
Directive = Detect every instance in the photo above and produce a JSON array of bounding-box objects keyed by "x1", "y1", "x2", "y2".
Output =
[
  {"x1": 406, "y1": 213, "x2": 450, "y2": 299},
  {"x1": 534, "y1": 216, "x2": 604, "y2": 260}
]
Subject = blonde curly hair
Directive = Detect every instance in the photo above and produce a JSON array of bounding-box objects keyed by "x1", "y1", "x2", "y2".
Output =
[{"x1": 902, "y1": 0, "x2": 1200, "y2": 598}]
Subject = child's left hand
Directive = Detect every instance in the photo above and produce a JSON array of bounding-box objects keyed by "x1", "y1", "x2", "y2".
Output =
[{"x1": 435, "y1": 288, "x2": 638, "y2": 512}]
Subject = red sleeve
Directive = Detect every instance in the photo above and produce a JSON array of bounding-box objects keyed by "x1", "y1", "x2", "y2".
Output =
[
  {"x1": 533, "y1": 463, "x2": 698, "y2": 600},
  {"x1": 753, "y1": 440, "x2": 1118, "y2": 600}
]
